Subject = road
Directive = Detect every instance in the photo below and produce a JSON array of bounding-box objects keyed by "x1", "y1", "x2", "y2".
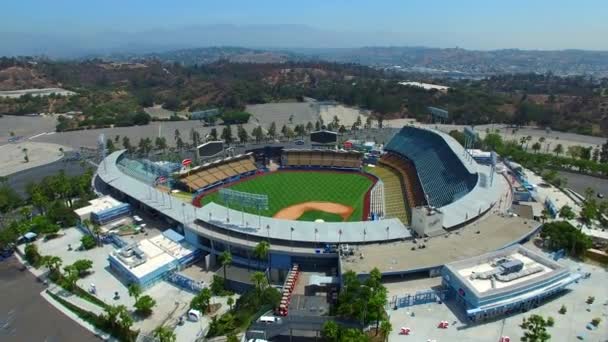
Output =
[
  {"x1": 0, "y1": 256, "x2": 98, "y2": 342},
  {"x1": 558, "y1": 170, "x2": 608, "y2": 196}
]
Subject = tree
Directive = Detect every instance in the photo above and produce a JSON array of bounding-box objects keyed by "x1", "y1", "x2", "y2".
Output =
[
  {"x1": 252, "y1": 126, "x2": 264, "y2": 143},
  {"x1": 237, "y1": 125, "x2": 249, "y2": 143},
  {"x1": 532, "y1": 142, "x2": 541, "y2": 153},
  {"x1": 250, "y1": 271, "x2": 269, "y2": 299},
  {"x1": 176, "y1": 137, "x2": 185, "y2": 151},
  {"x1": 321, "y1": 320, "x2": 340, "y2": 342},
  {"x1": 520, "y1": 314, "x2": 551, "y2": 342},
  {"x1": 306, "y1": 122, "x2": 313, "y2": 132},
  {"x1": 134, "y1": 295, "x2": 156, "y2": 316},
  {"x1": 226, "y1": 296, "x2": 234, "y2": 311},
  {"x1": 209, "y1": 128, "x2": 218, "y2": 141},
  {"x1": 174, "y1": 129, "x2": 181, "y2": 142},
  {"x1": 153, "y1": 326, "x2": 176, "y2": 342},
  {"x1": 128, "y1": 283, "x2": 142, "y2": 301},
  {"x1": 104, "y1": 304, "x2": 133, "y2": 332},
  {"x1": 80, "y1": 235, "x2": 96, "y2": 250},
  {"x1": 71, "y1": 259, "x2": 93, "y2": 277},
  {"x1": 105, "y1": 139, "x2": 116, "y2": 154},
  {"x1": 42, "y1": 255, "x2": 63, "y2": 275},
  {"x1": 558, "y1": 205, "x2": 576, "y2": 220},
  {"x1": 155, "y1": 137, "x2": 167, "y2": 152},
  {"x1": 601, "y1": 139, "x2": 608, "y2": 163},
  {"x1": 553, "y1": 143, "x2": 564, "y2": 156},
  {"x1": 221, "y1": 125, "x2": 233, "y2": 144},
  {"x1": 540, "y1": 221, "x2": 592, "y2": 257},
  {"x1": 122, "y1": 136, "x2": 132, "y2": 153},
  {"x1": 267, "y1": 122, "x2": 277, "y2": 140},
  {"x1": 190, "y1": 128, "x2": 201, "y2": 148},
  {"x1": 63, "y1": 264, "x2": 80, "y2": 290},
  {"x1": 253, "y1": 240, "x2": 270, "y2": 273},
  {"x1": 353, "y1": 115, "x2": 362, "y2": 130},
  {"x1": 24, "y1": 244, "x2": 41, "y2": 266},
  {"x1": 365, "y1": 116, "x2": 373, "y2": 129},
  {"x1": 191, "y1": 288, "x2": 212, "y2": 313},
  {"x1": 380, "y1": 319, "x2": 392, "y2": 341},
  {"x1": 219, "y1": 250, "x2": 232, "y2": 281}
]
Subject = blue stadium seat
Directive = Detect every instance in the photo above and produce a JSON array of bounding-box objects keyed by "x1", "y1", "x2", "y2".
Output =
[{"x1": 385, "y1": 127, "x2": 477, "y2": 207}]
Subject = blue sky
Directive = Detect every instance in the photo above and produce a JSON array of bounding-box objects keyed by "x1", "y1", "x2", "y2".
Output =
[{"x1": 2, "y1": 0, "x2": 607, "y2": 49}]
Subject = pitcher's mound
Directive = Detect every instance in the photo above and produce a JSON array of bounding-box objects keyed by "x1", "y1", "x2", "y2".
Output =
[{"x1": 273, "y1": 201, "x2": 354, "y2": 221}]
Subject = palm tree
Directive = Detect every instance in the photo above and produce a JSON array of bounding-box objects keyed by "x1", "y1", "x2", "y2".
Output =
[
  {"x1": 553, "y1": 143, "x2": 564, "y2": 156},
  {"x1": 250, "y1": 271, "x2": 268, "y2": 297},
  {"x1": 153, "y1": 325, "x2": 176, "y2": 342},
  {"x1": 42, "y1": 255, "x2": 62, "y2": 275},
  {"x1": 219, "y1": 250, "x2": 232, "y2": 281},
  {"x1": 253, "y1": 240, "x2": 270, "y2": 275}
]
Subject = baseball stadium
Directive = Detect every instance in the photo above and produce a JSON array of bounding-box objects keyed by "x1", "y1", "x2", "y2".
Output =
[{"x1": 93, "y1": 125, "x2": 582, "y2": 320}]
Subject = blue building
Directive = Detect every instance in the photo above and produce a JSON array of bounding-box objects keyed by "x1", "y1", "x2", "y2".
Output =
[
  {"x1": 441, "y1": 245, "x2": 581, "y2": 322},
  {"x1": 108, "y1": 229, "x2": 201, "y2": 288}
]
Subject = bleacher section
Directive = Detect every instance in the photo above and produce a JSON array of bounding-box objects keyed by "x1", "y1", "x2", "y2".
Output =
[
  {"x1": 178, "y1": 154, "x2": 257, "y2": 193},
  {"x1": 282, "y1": 149, "x2": 362, "y2": 169},
  {"x1": 385, "y1": 127, "x2": 478, "y2": 208},
  {"x1": 379, "y1": 153, "x2": 426, "y2": 208},
  {"x1": 367, "y1": 165, "x2": 409, "y2": 224}
]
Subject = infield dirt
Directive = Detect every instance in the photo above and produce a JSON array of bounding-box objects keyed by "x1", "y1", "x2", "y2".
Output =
[{"x1": 273, "y1": 201, "x2": 354, "y2": 220}]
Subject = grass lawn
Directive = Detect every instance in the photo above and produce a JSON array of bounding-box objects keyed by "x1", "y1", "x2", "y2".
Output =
[{"x1": 201, "y1": 171, "x2": 373, "y2": 221}]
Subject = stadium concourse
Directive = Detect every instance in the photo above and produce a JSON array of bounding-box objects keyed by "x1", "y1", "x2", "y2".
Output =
[{"x1": 93, "y1": 124, "x2": 540, "y2": 282}]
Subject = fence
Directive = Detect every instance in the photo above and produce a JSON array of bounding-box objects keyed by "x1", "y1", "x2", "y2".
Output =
[{"x1": 391, "y1": 289, "x2": 447, "y2": 309}]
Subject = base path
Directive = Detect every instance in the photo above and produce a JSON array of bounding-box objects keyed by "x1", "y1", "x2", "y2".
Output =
[{"x1": 273, "y1": 201, "x2": 354, "y2": 220}]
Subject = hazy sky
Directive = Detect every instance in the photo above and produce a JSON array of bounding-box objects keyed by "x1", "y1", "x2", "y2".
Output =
[{"x1": 3, "y1": 0, "x2": 607, "y2": 50}]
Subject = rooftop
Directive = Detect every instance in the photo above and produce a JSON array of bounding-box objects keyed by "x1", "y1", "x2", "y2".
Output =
[
  {"x1": 457, "y1": 251, "x2": 554, "y2": 294},
  {"x1": 74, "y1": 195, "x2": 122, "y2": 217},
  {"x1": 444, "y1": 244, "x2": 567, "y2": 300},
  {"x1": 110, "y1": 233, "x2": 197, "y2": 279}
]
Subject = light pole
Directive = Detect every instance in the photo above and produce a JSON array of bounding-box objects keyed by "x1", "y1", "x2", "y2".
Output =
[
  {"x1": 290, "y1": 227, "x2": 294, "y2": 252},
  {"x1": 386, "y1": 226, "x2": 390, "y2": 240},
  {"x1": 266, "y1": 224, "x2": 270, "y2": 240}
]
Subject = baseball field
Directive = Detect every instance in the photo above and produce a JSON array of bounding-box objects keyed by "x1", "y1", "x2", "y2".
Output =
[{"x1": 200, "y1": 171, "x2": 374, "y2": 222}]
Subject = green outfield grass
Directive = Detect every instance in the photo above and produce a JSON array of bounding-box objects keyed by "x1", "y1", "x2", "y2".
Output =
[{"x1": 201, "y1": 171, "x2": 373, "y2": 221}]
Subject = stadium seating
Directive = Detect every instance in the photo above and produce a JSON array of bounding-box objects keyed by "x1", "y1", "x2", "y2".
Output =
[
  {"x1": 178, "y1": 154, "x2": 257, "y2": 192},
  {"x1": 384, "y1": 127, "x2": 477, "y2": 208},
  {"x1": 368, "y1": 165, "x2": 409, "y2": 224},
  {"x1": 282, "y1": 149, "x2": 362, "y2": 169},
  {"x1": 378, "y1": 153, "x2": 426, "y2": 208}
]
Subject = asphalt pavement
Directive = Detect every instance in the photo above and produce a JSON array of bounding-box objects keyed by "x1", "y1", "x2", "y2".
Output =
[
  {"x1": 0, "y1": 256, "x2": 98, "y2": 342},
  {"x1": 5, "y1": 157, "x2": 89, "y2": 197}
]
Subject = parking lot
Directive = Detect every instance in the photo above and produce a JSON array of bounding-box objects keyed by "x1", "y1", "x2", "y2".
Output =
[{"x1": 0, "y1": 256, "x2": 98, "y2": 342}]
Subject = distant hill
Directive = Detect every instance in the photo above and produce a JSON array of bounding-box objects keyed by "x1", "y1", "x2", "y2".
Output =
[
  {"x1": 291, "y1": 47, "x2": 608, "y2": 77},
  {"x1": 96, "y1": 47, "x2": 299, "y2": 65},
  {"x1": 97, "y1": 46, "x2": 608, "y2": 77}
]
